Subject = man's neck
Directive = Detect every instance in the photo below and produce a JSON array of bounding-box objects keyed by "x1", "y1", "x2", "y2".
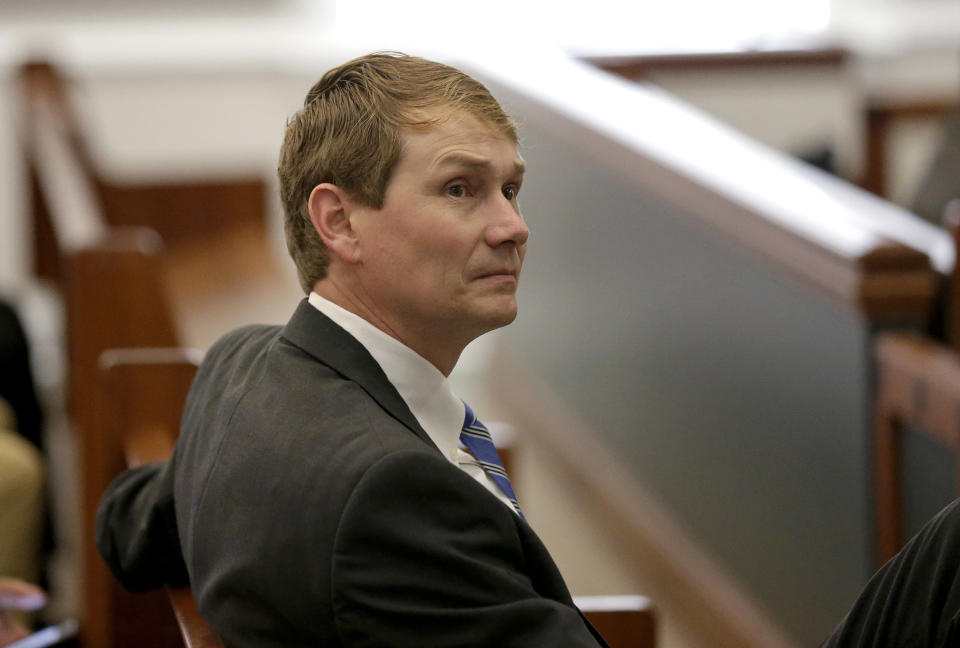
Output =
[{"x1": 312, "y1": 278, "x2": 464, "y2": 376}]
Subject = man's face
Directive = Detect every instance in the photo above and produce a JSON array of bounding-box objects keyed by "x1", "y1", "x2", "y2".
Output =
[{"x1": 350, "y1": 110, "x2": 529, "y2": 355}]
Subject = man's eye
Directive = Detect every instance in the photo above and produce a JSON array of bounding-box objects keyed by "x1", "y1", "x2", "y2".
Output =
[
  {"x1": 502, "y1": 185, "x2": 517, "y2": 200},
  {"x1": 446, "y1": 185, "x2": 466, "y2": 198}
]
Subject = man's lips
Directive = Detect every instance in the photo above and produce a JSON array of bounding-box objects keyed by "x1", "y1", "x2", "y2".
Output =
[{"x1": 475, "y1": 269, "x2": 519, "y2": 280}]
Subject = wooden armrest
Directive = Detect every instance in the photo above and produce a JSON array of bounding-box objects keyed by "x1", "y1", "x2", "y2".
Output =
[
  {"x1": 97, "y1": 349, "x2": 212, "y2": 647},
  {"x1": 575, "y1": 595, "x2": 657, "y2": 648},
  {"x1": 875, "y1": 332, "x2": 960, "y2": 446},
  {"x1": 167, "y1": 587, "x2": 225, "y2": 648},
  {"x1": 873, "y1": 331, "x2": 960, "y2": 564},
  {"x1": 159, "y1": 590, "x2": 656, "y2": 648}
]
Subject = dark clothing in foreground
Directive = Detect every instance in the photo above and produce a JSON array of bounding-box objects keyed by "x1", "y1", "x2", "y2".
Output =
[
  {"x1": 0, "y1": 300, "x2": 43, "y2": 450},
  {"x1": 823, "y1": 498, "x2": 960, "y2": 647},
  {"x1": 97, "y1": 300, "x2": 607, "y2": 647}
]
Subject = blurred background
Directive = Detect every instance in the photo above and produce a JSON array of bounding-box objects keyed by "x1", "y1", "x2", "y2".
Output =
[{"x1": 1, "y1": 1, "x2": 959, "y2": 647}]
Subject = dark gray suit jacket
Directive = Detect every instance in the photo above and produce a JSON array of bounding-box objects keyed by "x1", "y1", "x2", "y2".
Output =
[{"x1": 97, "y1": 300, "x2": 608, "y2": 647}]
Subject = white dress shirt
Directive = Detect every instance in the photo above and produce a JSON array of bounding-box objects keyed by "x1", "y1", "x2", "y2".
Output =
[{"x1": 307, "y1": 292, "x2": 517, "y2": 515}]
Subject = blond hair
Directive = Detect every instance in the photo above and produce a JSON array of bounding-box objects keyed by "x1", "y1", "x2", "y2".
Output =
[{"x1": 278, "y1": 52, "x2": 517, "y2": 293}]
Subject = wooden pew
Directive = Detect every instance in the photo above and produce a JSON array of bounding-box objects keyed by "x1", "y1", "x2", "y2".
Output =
[
  {"x1": 19, "y1": 60, "x2": 277, "y2": 648},
  {"x1": 20, "y1": 60, "x2": 293, "y2": 346},
  {"x1": 21, "y1": 60, "x2": 187, "y2": 648},
  {"x1": 576, "y1": 595, "x2": 656, "y2": 648},
  {"x1": 21, "y1": 61, "x2": 267, "y2": 284},
  {"x1": 99, "y1": 349, "x2": 202, "y2": 648}
]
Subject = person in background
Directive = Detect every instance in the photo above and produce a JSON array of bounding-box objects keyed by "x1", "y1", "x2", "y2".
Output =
[
  {"x1": 0, "y1": 400, "x2": 43, "y2": 592},
  {"x1": 0, "y1": 301, "x2": 43, "y2": 453},
  {"x1": 0, "y1": 299, "x2": 46, "y2": 594},
  {"x1": 0, "y1": 577, "x2": 46, "y2": 647}
]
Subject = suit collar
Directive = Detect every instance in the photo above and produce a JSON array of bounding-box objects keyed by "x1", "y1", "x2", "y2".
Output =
[{"x1": 280, "y1": 299, "x2": 438, "y2": 452}]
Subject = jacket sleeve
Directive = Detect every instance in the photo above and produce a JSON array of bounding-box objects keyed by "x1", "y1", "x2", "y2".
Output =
[
  {"x1": 331, "y1": 450, "x2": 607, "y2": 647},
  {"x1": 95, "y1": 461, "x2": 189, "y2": 591}
]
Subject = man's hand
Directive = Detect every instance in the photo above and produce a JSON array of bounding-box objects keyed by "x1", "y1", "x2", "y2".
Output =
[{"x1": 0, "y1": 578, "x2": 46, "y2": 647}]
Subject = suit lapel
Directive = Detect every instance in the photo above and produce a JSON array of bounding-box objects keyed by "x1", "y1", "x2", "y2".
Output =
[
  {"x1": 280, "y1": 299, "x2": 438, "y2": 452},
  {"x1": 282, "y1": 301, "x2": 610, "y2": 644}
]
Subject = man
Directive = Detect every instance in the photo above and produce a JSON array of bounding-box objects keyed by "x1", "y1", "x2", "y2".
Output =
[
  {"x1": 98, "y1": 51, "x2": 960, "y2": 648},
  {"x1": 97, "y1": 53, "x2": 610, "y2": 647}
]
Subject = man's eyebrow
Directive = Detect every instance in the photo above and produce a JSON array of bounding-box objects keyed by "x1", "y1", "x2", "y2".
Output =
[{"x1": 434, "y1": 153, "x2": 525, "y2": 176}]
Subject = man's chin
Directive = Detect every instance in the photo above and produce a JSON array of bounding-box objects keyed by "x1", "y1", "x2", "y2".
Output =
[
  {"x1": 453, "y1": 294, "x2": 520, "y2": 337},
  {"x1": 477, "y1": 301, "x2": 519, "y2": 332}
]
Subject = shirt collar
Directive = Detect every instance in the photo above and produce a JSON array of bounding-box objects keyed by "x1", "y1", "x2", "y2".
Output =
[{"x1": 307, "y1": 292, "x2": 465, "y2": 463}]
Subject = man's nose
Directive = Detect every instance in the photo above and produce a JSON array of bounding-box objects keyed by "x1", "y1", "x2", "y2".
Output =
[{"x1": 487, "y1": 199, "x2": 529, "y2": 248}]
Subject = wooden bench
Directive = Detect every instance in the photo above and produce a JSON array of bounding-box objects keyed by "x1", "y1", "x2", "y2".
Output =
[
  {"x1": 21, "y1": 61, "x2": 268, "y2": 284},
  {"x1": 99, "y1": 349, "x2": 202, "y2": 648},
  {"x1": 19, "y1": 60, "x2": 276, "y2": 648},
  {"x1": 21, "y1": 60, "x2": 186, "y2": 648}
]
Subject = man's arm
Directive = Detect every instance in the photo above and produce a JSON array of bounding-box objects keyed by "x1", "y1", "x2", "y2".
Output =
[
  {"x1": 96, "y1": 461, "x2": 189, "y2": 591},
  {"x1": 331, "y1": 450, "x2": 607, "y2": 648}
]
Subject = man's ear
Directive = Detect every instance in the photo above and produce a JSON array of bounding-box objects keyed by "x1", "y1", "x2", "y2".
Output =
[{"x1": 308, "y1": 183, "x2": 361, "y2": 264}]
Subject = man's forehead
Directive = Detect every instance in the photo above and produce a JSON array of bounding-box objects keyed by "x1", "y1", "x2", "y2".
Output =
[
  {"x1": 432, "y1": 151, "x2": 526, "y2": 176},
  {"x1": 399, "y1": 110, "x2": 523, "y2": 174}
]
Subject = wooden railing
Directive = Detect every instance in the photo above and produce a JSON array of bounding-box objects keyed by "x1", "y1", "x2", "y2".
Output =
[
  {"x1": 20, "y1": 60, "x2": 276, "y2": 648},
  {"x1": 583, "y1": 50, "x2": 960, "y2": 226},
  {"x1": 22, "y1": 60, "x2": 185, "y2": 648},
  {"x1": 861, "y1": 97, "x2": 957, "y2": 203},
  {"x1": 21, "y1": 61, "x2": 268, "y2": 284},
  {"x1": 583, "y1": 48, "x2": 849, "y2": 80}
]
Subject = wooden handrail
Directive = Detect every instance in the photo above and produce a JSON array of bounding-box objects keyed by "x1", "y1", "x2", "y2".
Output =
[
  {"x1": 466, "y1": 52, "x2": 948, "y2": 320},
  {"x1": 575, "y1": 595, "x2": 656, "y2": 648},
  {"x1": 21, "y1": 61, "x2": 110, "y2": 280},
  {"x1": 21, "y1": 60, "x2": 270, "y2": 281},
  {"x1": 166, "y1": 587, "x2": 224, "y2": 648},
  {"x1": 584, "y1": 47, "x2": 849, "y2": 79}
]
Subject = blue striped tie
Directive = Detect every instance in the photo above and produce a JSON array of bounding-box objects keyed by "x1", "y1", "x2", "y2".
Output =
[{"x1": 460, "y1": 402, "x2": 525, "y2": 520}]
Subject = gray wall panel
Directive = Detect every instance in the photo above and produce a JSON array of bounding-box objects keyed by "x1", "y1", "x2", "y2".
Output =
[{"x1": 506, "y1": 118, "x2": 875, "y2": 644}]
